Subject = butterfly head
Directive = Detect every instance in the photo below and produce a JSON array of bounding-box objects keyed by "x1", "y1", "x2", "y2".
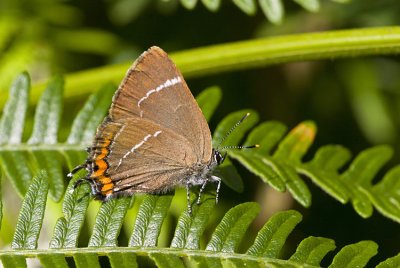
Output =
[{"x1": 213, "y1": 149, "x2": 227, "y2": 166}]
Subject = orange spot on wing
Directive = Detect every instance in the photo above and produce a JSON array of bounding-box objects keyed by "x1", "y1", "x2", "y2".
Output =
[
  {"x1": 101, "y1": 183, "x2": 114, "y2": 193},
  {"x1": 103, "y1": 139, "x2": 111, "y2": 147},
  {"x1": 98, "y1": 176, "x2": 112, "y2": 185},
  {"x1": 97, "y1": 147, "x2": 109, "y2": 159},
  {"x1": 92, "y1": 159, "x2": 108, "y2": 177}
]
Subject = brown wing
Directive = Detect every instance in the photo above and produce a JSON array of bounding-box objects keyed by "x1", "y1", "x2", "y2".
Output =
[
  {"x1": 109, "y1": 46, "x2": 212, "y2": 163},
  {"x1": 103, "y1": 117, "x2": 197, "y2": 193}
]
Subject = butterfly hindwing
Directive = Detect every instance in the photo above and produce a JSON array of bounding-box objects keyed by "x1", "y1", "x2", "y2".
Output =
[{"x1": 90, "y1": 117, "x2": 198, "y2": 194}]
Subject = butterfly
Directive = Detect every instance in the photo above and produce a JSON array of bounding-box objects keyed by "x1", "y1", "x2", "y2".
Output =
[{"x1": 68, "y1": 46, "x2": 256, "y2": 214}]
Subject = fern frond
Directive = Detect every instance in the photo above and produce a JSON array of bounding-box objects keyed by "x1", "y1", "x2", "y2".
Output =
[
  {"x1": 49, "y1": 176, "x2": 91, "y2": 249},
  {"x1": 0, "y1": 73, "x2": 113, "y2": 202},
  {"x1": 11, "y1": 170, "x2": 49, "y2": 250},
  {"x1": 129, "y1": 195, "x2": 173, "y2": 247},
  {"x1": 25, "y1": 27, "x2": 400, "y2": 104},
  {"x1": 176, "y1": 0, "x2": 346, "y2": 24},
  {"x1": 0, "y1": 72, "x2": 32, "y2": 199},
  {"x1": 330, "y1": 241, "x2": 378, "y2": 268},
  {"x1": 376, "y1": 252, "x2": 400, "y2": 268},
  {"x1": 0, "y1": 176, "x2": 392, "y2": 267},
  {"x1": 227, "y1": 112, "x2": 400, "y2": 222},
  {"x1": 88, "y1": 197, "x2": 132, "y2": 247}
]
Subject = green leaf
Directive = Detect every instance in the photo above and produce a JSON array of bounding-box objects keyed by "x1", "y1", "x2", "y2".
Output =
[
  {"x1": 206, "y1": 202, "x2": 260, "y2": 252},
  {"x1": 300, "y1": 145, "x2": 351, "y2": 203},
  {"x1": 274, "y1": 121, "x2": 316, "y2": 165},
  {"x1": 49, "y1": 177, "x2": 91, "y2": 249},
  {"x1": 0, "y1": 72, "x2": 32, "y2": 197},
  {"x1": 258, "y1": 0, "x2": 284, "y2": 24},
  {"x1": 180, "y1": 0, "x2": 198, "y2": 10},
  {"x1": 246, "y1": 121, "x2": 288, "y2": 155},
  {"x1": 272, "y1": 122, "x2": 316, "y2": 206},
  {"x1": 247, "y1": 210, "x2": 302, "y2": 257},
  {"x1": 305, "y1": 145, "x2": 352, "y2": 173},
  {"x1": 149, "y1": 253, "x2": 185, "y2": 267},
  {"x1": 28, "y1": 76, "x2": 64, "y2": 201},
  {"x1": 173, "y1": 0, "x2": 346, "y2": 24},
  {"x1": 201, "y1": 0, "x2": 221, "y2": 11},
  {"x1": 196, "y1": 86, "x2": 222, "y2": 122},
  {"x1": 342, "y1": 146, "x2": 393, "y2": 186},
  {"x1": 12, "y1": 170, "x2": 49, "y2": 249},
  {"x1": 216, "y1": 157, "x2": 244, "y2": 192},
  {"x1": 230, "y1": 121, "x2": 288, "y2": 192},
  {"x1": 0, "y1": 72, "x2": 30, "y2": 144},
  {"x1": 274, "y1": 159, "x2": 312, "y2": 207},
  {"x1": 73, "y1": 253, "x2": 100, "y2": 268},
  {"x1": 0, "y1": 151, "x2": 33, "y2": 198},
  {"x1": 89, "y1": 197, "x2": 132, "y2": 247},
  {"x1": 293, "y1": 0, "x2": 319, "y2": 12},
  {"x1": 233, "y1": 0, "x2": 257, "y2": 15},
  {"x1": 369, "y1": 166, "x2": 400, "y2": 222},
  {"x1": 28, "y1": 75, "x2": 63, "y2": 144},
  {"x1": 376, "y1": 252, "x2": 400, "y2": 268},
  {"x1": 329, "y1": 241, "x2": 378, "y2": 268},
  {"x1": 38, "y1": 253, "x2": 69, "y2": 268},
  {"x1": 108, "y1": 252, "x2": 138, "y2": 268},
  {"x1": 0, "y1": 255, "x2": 26, "y2": 268},
  {"x1": 171, "y1": 193, "x2": 215, "y2": 249},
  {"x1": 67, "y1": 83, "x2": 115, "y2": 145},
  {"x1": 30, "y1": 151, "x2": 64, "y2": 201},
  {"x1": 235, "y1": 152, "x2": 286, "y2": 191},
  {"x1": 129, "y1": 195, "x2": 173, "y2": 247},
  {"x1": 342, "y1": 146, "x2": 393, "y2": 218},
  {"x1": 289, "y1": 236, "x2": 336, "y2": 266}
]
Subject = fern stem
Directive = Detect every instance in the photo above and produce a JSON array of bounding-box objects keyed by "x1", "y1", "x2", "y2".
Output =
[
  {"x1": 25, "y1": 26, "x2": 400, "y2": 107},
  {"x1": 0, "y1": 247, "x2": 315, "y2": 267}
]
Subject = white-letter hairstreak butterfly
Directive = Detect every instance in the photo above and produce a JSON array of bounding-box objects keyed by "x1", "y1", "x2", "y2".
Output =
[{"x1": 69, "y1": 46, "x2": 257, "y2": 214}]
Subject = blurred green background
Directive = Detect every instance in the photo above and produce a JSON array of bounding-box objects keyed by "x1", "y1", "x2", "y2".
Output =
[{"x1": 1, "y1": 0, "x2": 400, "y2": 266}]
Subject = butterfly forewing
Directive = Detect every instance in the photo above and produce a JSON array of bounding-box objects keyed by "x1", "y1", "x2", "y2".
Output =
[{"x1": 109, "y1": 47, "x2": 212, "y2": 162}]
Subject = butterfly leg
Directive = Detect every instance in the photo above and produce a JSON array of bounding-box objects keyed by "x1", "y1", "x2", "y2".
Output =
[
  {"x1": 186, "y1": 182, "x2": 192, "y2": 215},
  {"x1": 197, "y1": 178, "x2": 209, "y2": 205},
  {"x1": 211, "y1": 176, "x2": 221, "y2": 204},
  {"x1": 67, "y1": 164, "x2": 86, "y2": 178}
]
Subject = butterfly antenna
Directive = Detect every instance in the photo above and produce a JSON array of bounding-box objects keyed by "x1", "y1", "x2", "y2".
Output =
[
  {"x1": 216, "y1": 113, "x2": 249, "y2": 149},
  {"x1": 216, "y1": 113, "x2": 259, "y2": 150},
  {"x1": 220, "y1": 144, "x2": 260, "y2": 150}
]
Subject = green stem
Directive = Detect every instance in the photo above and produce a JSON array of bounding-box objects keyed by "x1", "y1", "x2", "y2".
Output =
[
  {"x1": 0, "y1": 247, "x2": 312, "y2": 267},
  {"x1": 30, "y1": 26, "x2": 400, "y2": 105}
]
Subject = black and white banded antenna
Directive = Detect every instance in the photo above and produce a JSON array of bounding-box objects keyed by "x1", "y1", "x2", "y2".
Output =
[{"x1": 216, "y1": 112, "x2": 259, "y2": 151}]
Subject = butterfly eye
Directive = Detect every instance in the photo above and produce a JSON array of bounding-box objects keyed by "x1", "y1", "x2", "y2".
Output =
[{"x1": 214, "y1": 150, "x2": 226, "y2": 165}]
